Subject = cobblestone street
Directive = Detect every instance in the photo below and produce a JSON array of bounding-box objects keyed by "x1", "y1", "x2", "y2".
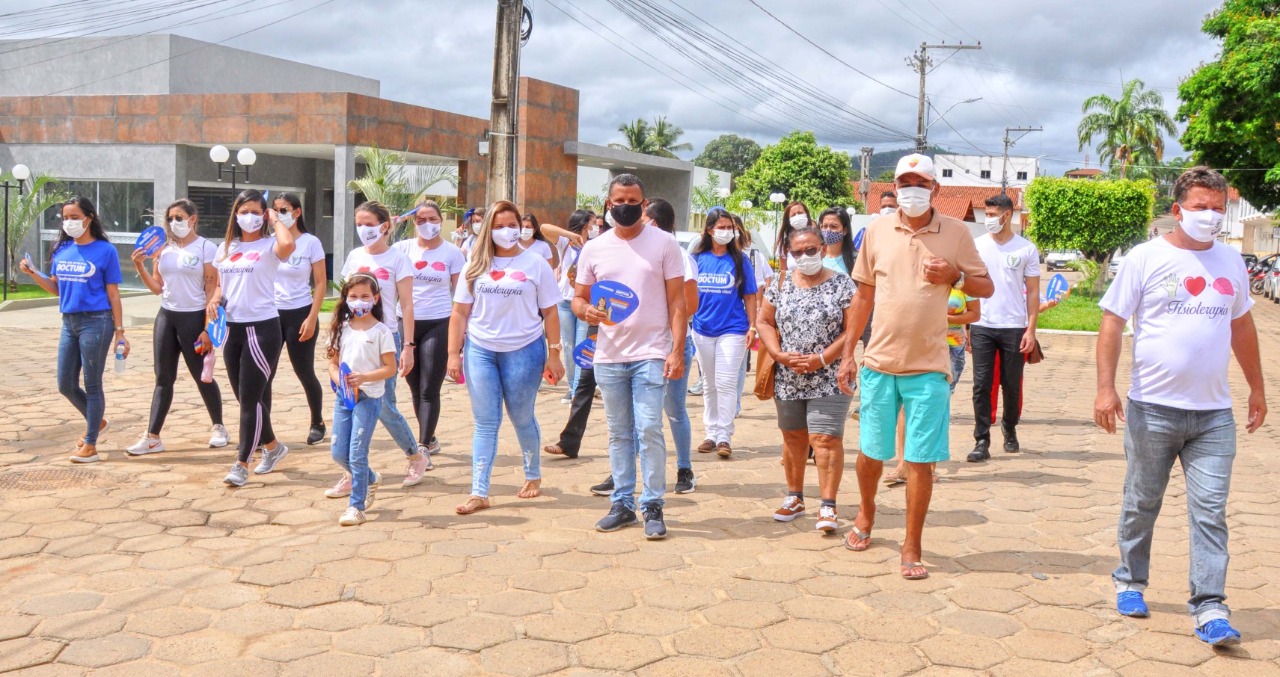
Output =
[{"x1": 0, "y1": 295, "x2": 1277, "y2": 675}]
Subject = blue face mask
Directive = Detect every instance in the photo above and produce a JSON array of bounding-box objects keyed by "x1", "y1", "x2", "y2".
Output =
[{"x1": 822, "y1": 230, "x2": 843, "y2": 245}]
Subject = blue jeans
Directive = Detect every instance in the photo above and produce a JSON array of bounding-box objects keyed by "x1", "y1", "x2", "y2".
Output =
[
  {"x1": 464, "y1": 338, "x2": 546, "y2": 498},
  {"x1": 664, "y1": 336, "x2": 695, "y2": 471},
  {"x1": 557, "y1": 299, "x2": 588, "y2": 393},
  {"x1": 595, "y1": 359, "x2": 667, "y2": 510},
  {"x1": 380, "y1": 331, "x2": 419, "y2": 457},
  {"x1": 949, "y1": 344, "x2": 966, "y2": 394},
  {"x1": 57, "y1": 311, "x2": 115, "y2": 445},
  {"x1": 331, "y1": 392, "x2": 381, "y2": 511},
  {"x1": 1114, "y1": 399, "x2": 1236, "y2": 626}
]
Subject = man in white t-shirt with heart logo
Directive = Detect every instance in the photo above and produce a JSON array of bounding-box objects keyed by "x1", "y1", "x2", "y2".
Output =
[{"x1": 1096, "y1": 166, "x2": 1266, "y2": 647}]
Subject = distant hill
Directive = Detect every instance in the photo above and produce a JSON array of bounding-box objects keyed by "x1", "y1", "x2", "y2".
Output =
[{"x1": 853, "y1": 145, "x2": 953, "y2": 180}]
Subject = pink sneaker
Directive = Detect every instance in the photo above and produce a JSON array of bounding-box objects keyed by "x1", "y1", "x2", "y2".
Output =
[
  {"x1": 403, "y1": 453, "x2": 433, "y2": 487},
  {"x1": 325, "y1": 473, "x2": 351, "y2": 498}
]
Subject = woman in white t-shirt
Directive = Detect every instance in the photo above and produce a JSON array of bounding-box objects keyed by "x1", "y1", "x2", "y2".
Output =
[
  {"x1": 518, "y1": 212, "x2": 561, "y2": 269},
  {"x1": 339, "y1": 201, "x2": 431, "y2": 487},
  {"x1": 459, "y1": 207, "x2": 485, "y2": 258},
  {"x1": 269, "y1": 192, "x2": 328, "y2": 446},
  {"x1": 212, "y1": 189, "x2": 296, "y2": 487},
  {"x1": 392, "y1": 198, "x2": 465, "y2": 462},
  {"x1": 127, "y1": 198, "x2": 227, "y2": 455},
  {"x1": 448, "y1": 200, "x2": 564, "y2": 515}
]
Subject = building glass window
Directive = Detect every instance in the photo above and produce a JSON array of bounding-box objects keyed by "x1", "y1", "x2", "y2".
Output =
[
  {"x1": 1016, "y1": 171, "x2": 1028, "y2": 181},
  {"x1": 39, "y1": 180, "x2": 155, "y2": 290},
  {"x1": 980, "y1": 170, "x2": 992, "y2": 179},
  {"x1": 941, "y1": 169, "x2": 953, "y2": 178}
]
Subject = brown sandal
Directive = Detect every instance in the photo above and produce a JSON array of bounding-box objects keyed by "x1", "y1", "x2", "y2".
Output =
[
  {"x1": 543, "y1": 444, "x2": 566, "y2": 456},
  {"x1": 454, "y1": 496, "x2": 490, "y2": 515}
]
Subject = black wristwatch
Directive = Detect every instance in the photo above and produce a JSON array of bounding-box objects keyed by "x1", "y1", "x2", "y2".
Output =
[{"x1": 405, "y1": 342, "x2": 416, "y2": 347}]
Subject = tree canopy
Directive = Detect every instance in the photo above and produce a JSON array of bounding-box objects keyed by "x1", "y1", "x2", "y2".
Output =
[
  {"x1": 1025, "y1": 177, "x2": 1154, "y2": 292},
  {"x1": 1077, "y1": 78, "x2": 1177, "y2": 179},
  {"x1": 731, "y1": 131, "x2": 857, "y2": 214},
  {"x1": 610, "y1": 117, "x2": 692, "y2": 159},
  {"x1": 694, "y1": 134, "x2": 762, "y2": 178},
  {"x1": 1178, "y1": 0, "x2": 1280, "y2": 210}
]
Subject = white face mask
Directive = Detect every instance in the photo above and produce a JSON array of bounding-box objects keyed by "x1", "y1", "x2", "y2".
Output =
[
  {"x1": 236, "y1": 213, "x2": 264, "y2": 233},
  {"x1": 491, "y1": 227, "x2": 521, "y2": 250},
  {"x1": 357, "y1": 224, "x2": 384, "y2": 247},
  {"x1": 62, "y1": 219, "x2": 86, "y2": 238},
  {"x1": 896, "y1": 186, "x2": 932, "y2": 218},
  {"x1": 880, "y1": 207, "x2": 895, "y2": 215},
  {"x1": 794, "y1": 253, "x2": 823, "y2": 275},
  {"x1": 983, "y1": 215, "x2": 1004, "y2": 234},
  {"x1": 520, "y1": 226, "x2": 535, "y2": 242},
  {"x1": 170, "y1": 219, "x2": 191, "y2": 238},
  {"x1": 605, "y1": 211, "x2": 617, "y2": 228},
  {"x1": 471, "y1": 221, "x2": 483, "y2": 235},
  {"x1": 712, "y1": 229, "x2": 736, "y2": 245},
  {"x1": 348, "y1": 298, "x2": 375, "y2": 317},
  {"x1": 788, "y1": 214, "x2": 809, "y2": 229},
  {"x1": 588, "y1": 225, "x2": 601, "y2": 239},
  {"x1": 1179, "y1": 207, "x2": 1225, "y2": 243},
  {"x1": 416, "y1": 221, "x2": 441, "y2": 240},
  {"x1": 277, "y1": 211, "x2": 295, "y2": 228}
]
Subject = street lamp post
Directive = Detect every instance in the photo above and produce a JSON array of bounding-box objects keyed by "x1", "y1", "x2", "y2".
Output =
[
  {"x1": 716, "y1": 187, "x2": 731, "y2": 207},
  {"x1": 210, "y1": 145, "x2": 257, "y2": 193},
  {"x1": 2, "y1": 163, "x2": 30, "y2": 302},
  {"x1": 769, "y1": 192, "x2": 786, "y2": 231}
]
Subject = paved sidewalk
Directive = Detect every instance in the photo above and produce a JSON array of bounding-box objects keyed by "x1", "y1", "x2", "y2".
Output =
[{"x1": 0, "y1": 298, "x2": 1278, "y2": 675}]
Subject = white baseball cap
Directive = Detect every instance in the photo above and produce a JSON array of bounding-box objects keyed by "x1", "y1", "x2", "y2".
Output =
[{"x1": 894, "y1": 153, "x2": 936, "y2": 181}]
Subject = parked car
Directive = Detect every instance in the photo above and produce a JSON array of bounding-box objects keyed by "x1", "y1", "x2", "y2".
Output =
[
  {"x1": 675, "y1": 231, "x2": 699, "y2": 252},
  {"x1": 1106, "y1": 248, "x2": 1127, "y2": 280},
  {"x1": 1045, "y1": 250, "x2": 1083, "y2": 271}
]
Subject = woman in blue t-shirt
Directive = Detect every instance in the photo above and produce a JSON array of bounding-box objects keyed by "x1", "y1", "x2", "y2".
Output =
[
  {"x1": 691, "y1": 208, "x2": 757, "y2": 458},
  {"x1": 20, "y1": 197, "x2": 128, "y2": 464}
]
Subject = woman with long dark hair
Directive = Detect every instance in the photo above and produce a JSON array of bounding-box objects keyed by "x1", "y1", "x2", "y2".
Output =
[
  {"x1": 775, "y1": 201, "x2": 813, "y2": 276},
  {"x1": 268, "y1": 192, "x2": 327, "y2": 445},
  {"x1": 518, "y1": 212, "x2": 561, "y2": 269},
  {"x1": 20, "y1": 197, "x2": 128, "y2": 463},
  {"x1": 213, "y1": 189, "x2": 296, "y2": 486},
  {"x1": 392, "y1": 197, "x2": 464, "y2": 460},
  {"x1": 448, "y1": 200, "x2": 563, "y2": 515},
  {"x1": 817, "y1": 207, "x2": 856, "y2": 275},
  {"x1": 127, "y1": 198, "x2": 227, "y2": 455},
  {"x1": 691, "y1": 208, "x2": 757, "y2": 458}
]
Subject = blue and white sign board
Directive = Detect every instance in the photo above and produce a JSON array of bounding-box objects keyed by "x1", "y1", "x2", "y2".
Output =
[
  {"x1": 589, "y1": 281, "x2": 638, "y2": 326},
  {"x1": 1044, "y1": 273, "x2": 1069, "y2": 302},
  {"x1": 333, "y1": 363, "x2": 359, "y2": 409},
  {"x1": 23, "y1": 253, "x2": 47, "y2": 278},
  {"x1": 572, "y1": 334, "x2": 597, "y2": 370},
  {"x1": 134, "y1": 226, "x2": 166, "y2": 257},
  {"x1": 206, "y1": 306, "x2": 228, "y2": 349}
]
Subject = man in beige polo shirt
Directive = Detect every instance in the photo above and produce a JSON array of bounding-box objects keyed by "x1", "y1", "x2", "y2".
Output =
[{"x1": 837, "y1": 153, "x2": 992, "y2": 580}]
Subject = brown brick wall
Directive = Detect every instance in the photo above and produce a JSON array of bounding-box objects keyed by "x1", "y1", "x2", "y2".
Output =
[{"x1": 516, "y1": 77, "x2": 579, "y2": 225}]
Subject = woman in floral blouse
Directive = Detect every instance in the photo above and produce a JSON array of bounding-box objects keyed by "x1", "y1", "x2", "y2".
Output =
[{"x1": 756, "y1": 227, "x2": 857, "y2": 535}]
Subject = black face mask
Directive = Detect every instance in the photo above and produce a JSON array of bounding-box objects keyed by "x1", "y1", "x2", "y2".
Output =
[{"x1": 609, "y1": 203, "x2": 644, "y2": 227}]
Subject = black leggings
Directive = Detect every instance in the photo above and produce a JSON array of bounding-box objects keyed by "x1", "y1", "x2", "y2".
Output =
[
  {"x1": 265, "y1": 304, "x2": 324, "y2": 427},
  {"x1": 225, "y1": 319, "x2": 282, "y2": 462},
  {"x1": 149, "y1": 308, "x2": 223, "y2": 435},
  {"x1": 406, "y1": 317, "x2": 450, "y2": 445}
]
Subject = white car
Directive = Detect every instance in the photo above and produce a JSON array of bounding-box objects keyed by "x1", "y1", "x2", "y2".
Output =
[
  {"x1": 1107, "y1": 248, "x2": 1127, "y2": 280},
  {"x1": 1044, "y1": 250, "x2": 1082, "y2": 271}
]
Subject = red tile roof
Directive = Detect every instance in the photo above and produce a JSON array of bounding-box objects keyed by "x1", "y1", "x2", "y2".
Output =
[
  {"x1": 863, "y1": 182, "x2": 1023, "y2": 222},
  {"x1": 1066, "y1": 168, "x2": 1104, "y2": 178}
]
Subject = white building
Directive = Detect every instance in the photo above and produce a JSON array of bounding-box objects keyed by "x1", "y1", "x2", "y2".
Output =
[{"x1": 935, "y1": 154, "x2": 1040, "y2": 190}]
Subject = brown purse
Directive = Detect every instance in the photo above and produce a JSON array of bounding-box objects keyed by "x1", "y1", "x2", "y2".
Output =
[
  {"x1": 753, "y1": 348, "x2": 775, "y2": 400},
  {"x1": 1026, "y1": 340, "x2": 1045, "y2": 365}
]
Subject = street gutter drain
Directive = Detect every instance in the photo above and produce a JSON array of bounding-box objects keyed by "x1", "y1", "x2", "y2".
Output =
[{"x1": 0, "y1": 468, "x2": 103, "y2": 491}]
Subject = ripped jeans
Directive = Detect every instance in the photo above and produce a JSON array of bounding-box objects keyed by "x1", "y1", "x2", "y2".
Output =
[{"x1": 331, "y1": 392, "x2": 382, "y2": 511}]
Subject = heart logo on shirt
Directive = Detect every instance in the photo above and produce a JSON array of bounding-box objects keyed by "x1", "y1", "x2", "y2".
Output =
[
  {"x1": 509, "y1": 270, "x2": 528, "y2": 282},
  {"x1": 357, "y1": 266, "x2": 371, "y2": 273},
  {"x1": 229, "y1": 252, "x2": 243, "y2": 262},
  {"x1": 1184, "y1": 276, "x2": 1207, "y2": 296},
  {"x1": 244, "y1": 252, "x2": 261, "y2": 262},
  {"x1": 431, "y1": 261, "x2": 447, "y2": 271},
  {"x1": 1212, "y1": 277, "x2": 1235, "y2": 296},
  {"x1": 489, "y1": 270, "x2": 506, "y2": 281},
  {"x1": 414, "y1": 261, "x2": 429, "y2": 270},
  {"x1": 372, "y1": 268, "x2": 390, "y2": 281}
]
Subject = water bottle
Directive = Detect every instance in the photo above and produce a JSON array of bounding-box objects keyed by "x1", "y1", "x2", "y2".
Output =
[
  {"x1": 114, "y1": 341, "x2": 126, "y2": 374},
  {"x1": 201, "y1": 348, "x2": 216, "y2": 383}
]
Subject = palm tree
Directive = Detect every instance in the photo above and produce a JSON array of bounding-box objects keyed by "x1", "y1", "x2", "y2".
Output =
[
  {"x1": 649, "y1": 116, "x2": 693, "y2": 159},
  {"x1": 610, "y1": 118, "x2": 658, "y2": 155},
  {"x1": 1077, "y1": 79, "x2": 1177, "y2": 179},
  {"x1": 348, "y1": 146, "x2": 460, "y2": 238},
  {"x1": 5, "y1": 173, "x2": 70, "y2": 291}
]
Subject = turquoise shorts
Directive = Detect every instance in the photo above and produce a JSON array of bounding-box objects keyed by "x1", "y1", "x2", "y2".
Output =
[{"x1": 859, "y1": 367, "x2": 950, "y2": 464}]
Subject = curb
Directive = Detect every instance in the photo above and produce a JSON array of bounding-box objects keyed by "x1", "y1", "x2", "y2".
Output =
[
  {"x1": 1037, "y1": 328, "x2": 1133, "y2": 337},
  {"x1": 0, "y1": 291, "x2": 151, "y2": 313}
]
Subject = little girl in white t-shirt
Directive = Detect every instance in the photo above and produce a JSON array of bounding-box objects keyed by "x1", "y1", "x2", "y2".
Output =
[{"x1": 325, "y1": 272, "x2": 397, "y2": 526}]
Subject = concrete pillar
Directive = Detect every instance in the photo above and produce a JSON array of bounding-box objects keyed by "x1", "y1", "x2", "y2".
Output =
[
  {"x1": 332, "y1": 145, "x2": 356, "y2": 277},
  {"x1": 155, "y1": 145, "x2": 185, "y2": 224}
]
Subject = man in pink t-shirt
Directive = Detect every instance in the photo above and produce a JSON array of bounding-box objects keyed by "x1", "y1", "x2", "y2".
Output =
[{"x1": 574, "y1": 174, "x2": 687, "y2": 540}]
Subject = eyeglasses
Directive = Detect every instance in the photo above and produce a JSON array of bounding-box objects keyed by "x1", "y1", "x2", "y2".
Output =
[
  {"x1": 276, "y1": 208, "x2": 291, "y2": 214},
  {"x1": 792, "y1": 246, "x2": 822, "y2": 257}
]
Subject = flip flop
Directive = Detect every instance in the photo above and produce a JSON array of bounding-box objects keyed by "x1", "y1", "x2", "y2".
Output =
[
  {"x1": 543, "y1": 444, "x2": 566, "y2": 456},
  {"x1": 455, "y1": 496, "x2": 490, "y2": 515},
  {"x1": 882, "y1": 472, "x2": 904, "y2": 485},
  {"x1": 844, "y1": 525, "x2": 872, "y2": 551},
  {"x1": 900, "y1": 561, "x2": 929, "y2": 580}
]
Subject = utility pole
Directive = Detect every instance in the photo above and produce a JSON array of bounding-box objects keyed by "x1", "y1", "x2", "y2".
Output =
[
  {"x1": 858, "y1": 146, "x2": 873, "y2": 208},
  {"x1": 1001, "y1": 126, "x2": 1042, "y2": 194},
  {"x1": 907, "y1": 41, "x2": 981, "y2": 153},
  {"x1": 488, "y1": 0, "x2": 523, "y2": 203}
]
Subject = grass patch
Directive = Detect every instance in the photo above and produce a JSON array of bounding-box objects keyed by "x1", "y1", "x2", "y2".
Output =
[
  {"x1": 2, "y1": 283, "x2": 54, "y2": 300},
  {"x1": 1037, "y1": 292, "x2": 1102, "y2": 332},
  {"x1": 321, "y1": 298, "x2": 338, "y2": 313}
]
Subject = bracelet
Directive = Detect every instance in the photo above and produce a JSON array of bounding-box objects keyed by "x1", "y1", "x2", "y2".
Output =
[
  {"x1": 818, "y1": 353, "x2": 827, "y2": 367},
  {"x1": 115, "y1": 326, "x2": 125, "y2": 332},
  {"x1": 405, "y1": 342, "x2": 416, "y2": 347}
]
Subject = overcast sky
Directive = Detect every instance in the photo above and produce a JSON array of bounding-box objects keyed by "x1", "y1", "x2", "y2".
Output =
[{"x1": 15, "y1": 0, "x2": 1226, "y2": 172}]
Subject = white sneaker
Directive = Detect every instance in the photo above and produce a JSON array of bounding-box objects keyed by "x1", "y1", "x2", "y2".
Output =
[
  {"x1": 365, "y1": 472, "x2": 381, "y2": 509},
  {"x1": 208, "y1": 424, "x2": 230, "y2": 448},
  {"x1": 560, "y1": 395, "x2": 572, "y2": 404},
  {"x1": 325, "y1": 474, "x2": 351, "y2": 498},
  {"x1": 339, "y1": 507, "x2": 365, "y2": 526},
  {"x1": 815, "y1": 505, "x2": 838, "y2": 534},
  {"x1": 126, "y1": 436, "x2": 165, "y2": 456}
]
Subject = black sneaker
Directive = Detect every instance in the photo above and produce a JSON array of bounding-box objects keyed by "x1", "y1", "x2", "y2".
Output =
[
  {"x1": 967, "y1": 440, "x2": 991, "y2": 463},
  {"x1": 305, "y1": 424, "x2": 326, "y2": 446},
  {"x1": 590, "y1": 475, "x2": 614, "y2": 497},
  {"x1": 642, "y1": 506, "x2": 667, "y2": 540},
  {"x1": 595, "y1": 503, "x2": 637, "y2": 532},
  {"x1": 1003, "y1": 431, "x2": 1020, "y2": 453},
  {"x1": 674, "y1": 468, "x2": 697, "y2": 494}
]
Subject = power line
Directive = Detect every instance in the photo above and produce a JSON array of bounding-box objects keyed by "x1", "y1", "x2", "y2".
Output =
[
  {"x1": 924, "y1": 0, "x2": 980, "y2": 43},
  {"x1": 744, "y1": 0, "x2": 915, "y2": 99}
]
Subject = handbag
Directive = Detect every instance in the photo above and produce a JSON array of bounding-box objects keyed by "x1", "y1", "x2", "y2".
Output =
[
  {"x1": 1026, "y1": 340, "x2": 1045, "y2": 365},
  {"x1": 753, "y1": 348, "x2": 775, "y2": 400}
]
